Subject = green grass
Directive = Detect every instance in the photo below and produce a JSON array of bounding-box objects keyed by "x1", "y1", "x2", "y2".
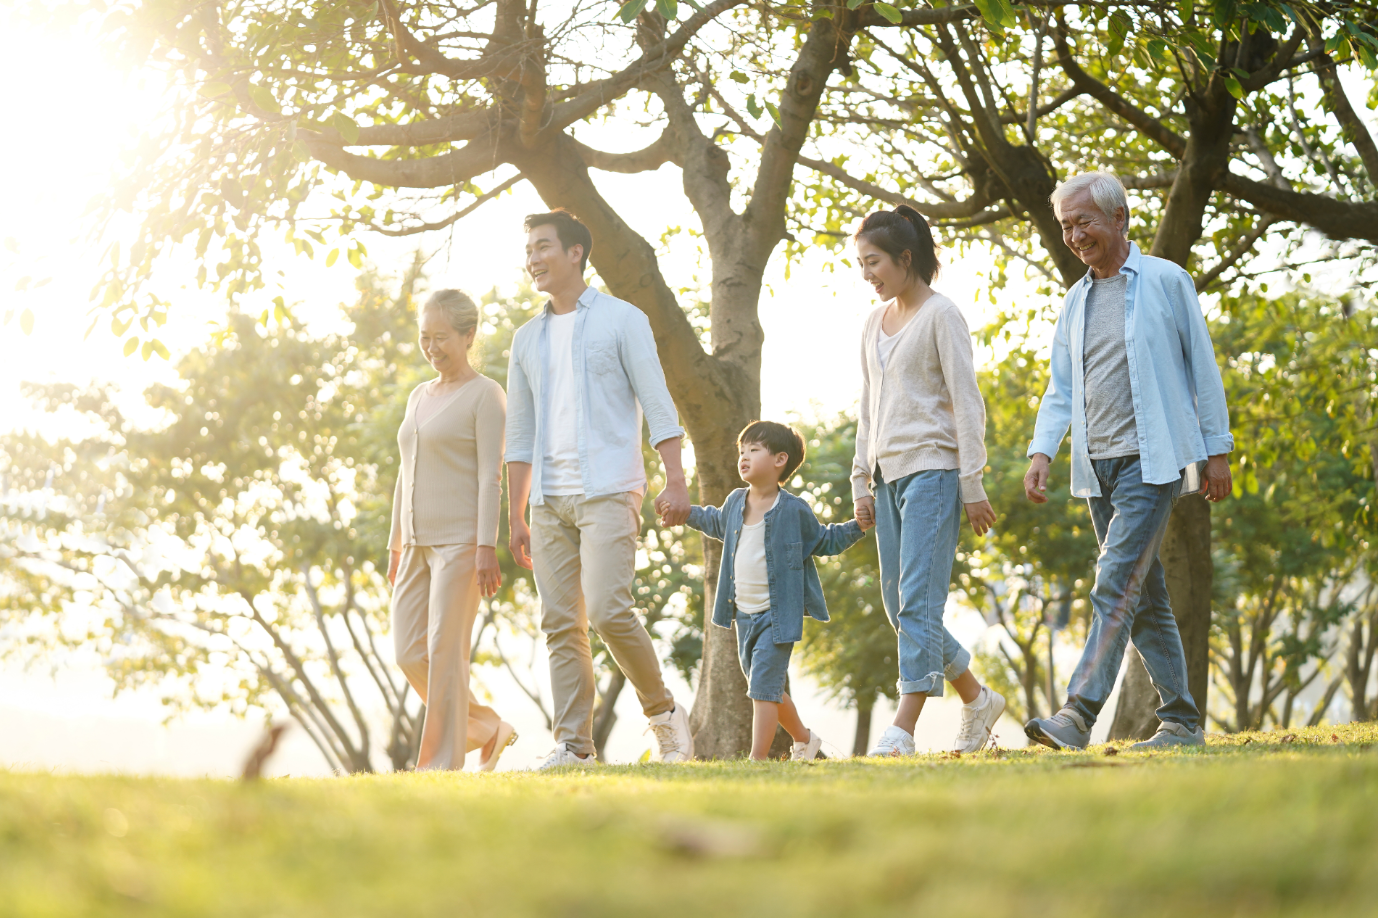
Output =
[{"x1": 4, "y1": 723, "x2": 1377, "y2": 917}]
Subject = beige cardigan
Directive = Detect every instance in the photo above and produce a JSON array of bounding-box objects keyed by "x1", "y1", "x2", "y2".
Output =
[
  {"x1": 389, "y1": 375, "x2": 505, "y2": 551},
  {"x1": 851, "y1": 293, "x2": 988, "y2": 504}
]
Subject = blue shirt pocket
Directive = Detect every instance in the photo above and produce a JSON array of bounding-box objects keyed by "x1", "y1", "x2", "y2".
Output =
[{"x1": 785, "y1": 541, "x2": 803, "y2": 570}]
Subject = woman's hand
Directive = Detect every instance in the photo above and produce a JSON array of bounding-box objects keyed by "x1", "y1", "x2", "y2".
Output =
[
  {"x1": 854, "y1": 496, "x2": 876, "y2": 531},
  {"x1": 388, "y1": 549, "x2": 401, "y2": 586},
  {"x1": 477, "y1": 546, "x2": 502, "y2": 598},
  {"x1": 964, "y1": 500, "x2": 996, "y2": 536}
]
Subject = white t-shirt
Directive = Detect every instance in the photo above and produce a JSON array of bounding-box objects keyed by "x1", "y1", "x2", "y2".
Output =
[
  {"x1": 542, "y1": 311, "x2": 584, "y2": 495},
  {"x1": 733, "y1": 493, "x2": 779, "y2": 614},
  {"x1": 877, "y1": 325, "x2": 899, "y2": 372}
]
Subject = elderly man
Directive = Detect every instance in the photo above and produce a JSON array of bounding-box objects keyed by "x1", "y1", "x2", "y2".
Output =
[{"x1": 1022, "y1": 172, "x2": 1233, "y2": 751}]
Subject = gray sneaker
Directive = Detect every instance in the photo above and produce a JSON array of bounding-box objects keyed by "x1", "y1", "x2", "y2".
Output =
[
  {"x1": 1129, "y1": 721, "x2": 1205, "y2": 750},
  {"x1": 1024, "y1": 708, "x2": 1090, "y2": 750}
]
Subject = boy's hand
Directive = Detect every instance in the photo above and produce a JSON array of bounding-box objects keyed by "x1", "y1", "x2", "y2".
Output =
[
  {"x1": 964, "y1": 500, "x2": 996, "y2": 536},
  {"x1": 854, "y1": 496, "x2": 876, "y2": 531}
]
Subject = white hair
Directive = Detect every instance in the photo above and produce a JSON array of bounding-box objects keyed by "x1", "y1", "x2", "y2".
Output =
[
  {"x1": 1050, "y1": 172, "x2": 1130, "y2": 238},
  {"x1": 420, "y1": 288, "x2": 479, "y2": 338}
]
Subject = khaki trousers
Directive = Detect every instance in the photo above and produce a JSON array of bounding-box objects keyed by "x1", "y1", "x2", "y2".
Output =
[
  {"x1": 391, "y1": 543, "x2": 501, "y2": 770},
  {"x1": 532, "y1": 492, "x2": 674, "y2": 756}
]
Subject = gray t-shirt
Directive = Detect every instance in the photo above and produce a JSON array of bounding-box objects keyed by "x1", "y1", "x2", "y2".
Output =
[{"x1": 1082, "y1": 274, "x2": 1139, "y2": 459}]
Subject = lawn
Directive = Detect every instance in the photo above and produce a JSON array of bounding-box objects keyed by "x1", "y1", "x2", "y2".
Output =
[{"x1": 3, "y1": 722, "x2": 1376, "y2": 917}]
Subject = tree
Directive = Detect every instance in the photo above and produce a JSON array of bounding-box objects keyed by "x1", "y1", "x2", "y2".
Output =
[{"x1": 91, "y1": 0, "x2": 1378, "y2": 750}]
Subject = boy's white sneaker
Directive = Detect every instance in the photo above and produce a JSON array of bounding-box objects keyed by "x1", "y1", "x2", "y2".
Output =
[
  {"x1": 535, "y1": 743, "x2": 596, "y2": 771},
  {"x1": 867, "y1": 725, "x2": 916, "y2": 757},
  {"x1": 646, "y1": 702, "x2": 694, "y2": 763},
  {"x1": 954, "y1": 686, "x2": 1007, "y2": 753},
  {"x1": 790, "y1": 730, "x2": 824, "y2": 761}
]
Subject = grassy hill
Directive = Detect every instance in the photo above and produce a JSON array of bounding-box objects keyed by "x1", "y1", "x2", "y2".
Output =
[{"x1": 4, "y1": 723, "x2": 1376, "y2": 917}]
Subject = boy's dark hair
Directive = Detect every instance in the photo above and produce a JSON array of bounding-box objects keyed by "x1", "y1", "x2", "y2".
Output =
[
  {"x1": 854, "y1": 204, "x2": 940, "y2": 284},
  {"x1": 524, "y1": 209, "x2": 593, "y2": 274},
  {"x1": 738, "y1": 420, "x2": 806, "y2": 483}
]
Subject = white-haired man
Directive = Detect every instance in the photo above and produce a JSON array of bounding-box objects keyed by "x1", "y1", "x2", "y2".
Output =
[{"x1": 1022, "y1": 172, "x2": 1233, "y2": 750}]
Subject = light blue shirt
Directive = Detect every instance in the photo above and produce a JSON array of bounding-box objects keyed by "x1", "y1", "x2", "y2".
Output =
[
  {"x1": 1028, "y1": 243, "x2": 1233, "y2": 498},
  {"x1": 505, "y1": 286, "x2": 685, "y2": 505}
]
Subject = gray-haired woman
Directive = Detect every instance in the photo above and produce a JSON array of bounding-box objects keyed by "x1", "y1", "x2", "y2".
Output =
[{"x1": 388, "y1": 289, "x2": 515, "y2": 771}]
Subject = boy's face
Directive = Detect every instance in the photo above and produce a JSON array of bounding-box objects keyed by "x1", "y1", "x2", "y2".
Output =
[{"x1": 738, "y1": 441, "x2": 787, "y2": 487}]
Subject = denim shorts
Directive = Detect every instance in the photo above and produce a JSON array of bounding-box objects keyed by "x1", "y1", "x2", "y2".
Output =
[{"x1": 735, "y1": 610, "x2": 793, "y2": 703}]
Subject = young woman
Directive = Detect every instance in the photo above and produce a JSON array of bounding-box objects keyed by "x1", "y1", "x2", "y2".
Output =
[{"x1": 851, "y1": 205, "x2": 1006, "y2": 756}]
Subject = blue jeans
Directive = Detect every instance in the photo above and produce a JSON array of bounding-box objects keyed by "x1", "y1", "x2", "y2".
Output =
[
  {"x1": 1064, "y1": 456, "x2": 1200, "y2": 730},
  {"x1": 735, "y1": 611, "x2": 793, "y2": 703},
  {"x1": 874, "y1": 469, "x2": 973, "y2": 696}
]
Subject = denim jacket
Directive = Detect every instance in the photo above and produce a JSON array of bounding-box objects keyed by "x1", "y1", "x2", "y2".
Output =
[
  {"x1": 505, "y1": 287, "x2": 686, "y2": 505},
  {"x1": 1029, "y1": 243, "x2": 1234, "y2": 498},
  {"x1": 686, "y1": 488, "x2": 867, "y2": 644}
]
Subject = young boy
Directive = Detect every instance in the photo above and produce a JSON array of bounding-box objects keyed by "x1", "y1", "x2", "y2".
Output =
[{"x1": 668, "y1": 421, "x2": 873, "y2": 761}]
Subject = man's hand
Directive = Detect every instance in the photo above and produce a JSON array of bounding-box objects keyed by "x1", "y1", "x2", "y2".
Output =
[
  {"x1": 388, "y1": 549, "x2": 401, "y2": 586},
  {"x1": 477, "y1": 545, "x2": 503, "y2": 597},
  {"x1": 1024, "y1": 453, "x2": 1052, "y2": 503},
  {"x1": 509, "y1": 517, "x2": 533, "y2": 570},
  {"x1": 1202, "y1": 454, "x2": 1232, "y2": 502},
  {"x1": 655, "y1": 477, "x2": 691, "y2": 526},
  {"x1": 854, "y1": 496, "x2": 876, "y2": 531},
  {"x1": 964, "y1": 500, "x2": 996, "y2": 535}
]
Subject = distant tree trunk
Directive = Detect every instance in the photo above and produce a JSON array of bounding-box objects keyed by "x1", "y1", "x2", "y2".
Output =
[
  {"x1": 1109, "y1": 495, "x2": 1213, "y2": 738},
  {"x1": 592, "y1": 669, "x2": 627, "y2": 762},
  {"x1": 853, "y1": 700, "x2": 874, "y2": 756},
  {"x1": 689, "y1": 536, "x2": 755, "y2": 758}
]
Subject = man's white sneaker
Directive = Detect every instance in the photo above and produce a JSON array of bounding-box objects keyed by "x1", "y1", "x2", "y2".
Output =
[
  {"x1": 535, "y1": 743, "x2": 596, "y2": 771},
  {"x1": 646, "y1": 702, "x2": 695, "y2": 763},
  {"x1": 954, "y1": 686, "x2": 1007, "y2": 753},
  {"x1": 790, "y1": 730, "x2": 824, "y2": 761},
  {"x1": 867, "y1": 725, "x2": 916, "y2": 757}
]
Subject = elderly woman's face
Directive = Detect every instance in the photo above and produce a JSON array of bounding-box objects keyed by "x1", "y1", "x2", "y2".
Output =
[
  {"x1": 419, "y1": 308, "x2": 474, "y2": 376},
  {"x1": 1058, "y1": 189, "x2": 1127, "y2": 278}
]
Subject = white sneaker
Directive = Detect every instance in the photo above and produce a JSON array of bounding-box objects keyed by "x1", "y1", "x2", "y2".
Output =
[
  {"x1": 954, "y1": 686, "x2": 1007, "y2": 753},
  {"x1": 535, "y1": 743, "x2": 596, "y2": 771},
  {"x1": 646, "y1": 702, "x2": 694, "y2": 763},
  {"x1": 867, "y1": 725, "x2": 916, "y2": 757},
  {"x1": 790, "y1": 730, "x2": 824, "y2": 761}
]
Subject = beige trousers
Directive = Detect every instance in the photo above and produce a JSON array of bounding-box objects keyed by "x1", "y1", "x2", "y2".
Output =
[
  {"x1": 391, "y1": 543, "x2": 501, "y2": 770},
  {"x1": 532, "y1": 492, "x2": 674, "y2": 756}
]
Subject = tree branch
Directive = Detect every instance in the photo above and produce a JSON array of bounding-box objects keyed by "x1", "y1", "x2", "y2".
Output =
[
  {"x1": 1222, "y1": 172, "x2": 1378, "y2": 244},
  {"x1": 794, "y1": 154, "x2": 996, "y2": 219},
  {"x1": 302, "y1": 130, "x2": 504, "y2": 189},
  {"x1": 570, "y1": 129, "x2": 680, "y2": 173}
]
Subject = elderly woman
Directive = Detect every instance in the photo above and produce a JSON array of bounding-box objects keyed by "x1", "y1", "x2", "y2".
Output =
[{"x1": 388, "y1": 289, "x2": 515, "y2": 771}]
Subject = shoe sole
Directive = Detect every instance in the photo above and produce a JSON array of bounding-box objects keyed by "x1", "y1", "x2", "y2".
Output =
[
  {"x1": 1023, "y1": 720, "x2": 1085, "y2": 751},
  {"x1": 479, "y1": 723, "x2": 518, "y2": 773}
]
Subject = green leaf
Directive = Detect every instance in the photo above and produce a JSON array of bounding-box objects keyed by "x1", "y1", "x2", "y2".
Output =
[
  {"x1": 141, "y1": 340, "x2": 154, "y2": 361},
  {"x1": 972, "y1": 0, "x2": 1005, "y2": 32},
  {"x1": 617, "y1": 0, "x2": 648, "y2": 22},
  {"x1": 329, "y1": 112, "x2": 360, "y2": 144},
  {"x1": 199, "y1": 81, "x2": 233, "y2": 98},
  {"x1": 124, "y1": 335, "x2": 140, "y2": 357},
  {"x1": 763, "y1": 100, "x2": 782, "y2": 127},
  {"x1": 847, "y1": 0, "x2": 864, "y2": 9},
  {"x1": 655, "y1": 0, "x2": 677, "y2": 19},
  {"x1": 874, "y1": 1, "x2": 902, "y2": 23},
  {"x1": 248, "y1": 84, "x2": 281, "y2": 114},
  {"x1": 730, "y1": 70, "x2": 750, "y2": 84},
  {"x1": 19, "y1": 309, "x2": 33, "y2": 335},
  {"x1": 347, "y1": 246, "x2": 362, "y2": 269},
  {"x1": 150, "y1": 339, "x2": 170, "y2": 360},
  {"x1": 325, "y1": 248, "x2": 340, "y2": 268},
  {"x1": 1223, "y1": 75, "x2": 1244, "y2": 99},
  {"x1": 1107, "y1": 11, "x2": 1131, "y2": 57}
]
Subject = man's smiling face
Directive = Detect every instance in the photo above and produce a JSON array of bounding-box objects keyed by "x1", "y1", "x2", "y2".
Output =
[
  {"x1": 1058, "y1": 188, "x2": 1127, "y2": 278},
  {"x1": 525, "y1": 224, "x2": 582, "y2": 294}
]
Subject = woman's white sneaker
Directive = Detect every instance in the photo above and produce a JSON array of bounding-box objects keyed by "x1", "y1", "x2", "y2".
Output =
[
  {"x1": 535, "y1": 743, "x2": 596, "y2": 770},
  {"x1": 790, "y1": 730, "x2": 824, "y2": 761},
  {"x1": 646, "y1": 702, "x2": 695, "y2": 763},
  {"x1": 954, "y1": 686, "x2": 1007, "y2": 753},
  {"x1": 867, "y1": 725, "x2": 916, "y2": 757}
]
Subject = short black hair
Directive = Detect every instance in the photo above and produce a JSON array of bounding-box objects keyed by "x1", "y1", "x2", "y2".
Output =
[
  {"x1": 738, "y1": 420, "x2": 806, "y2": 483},
  {"x1": 524, "y1": 209, "x2": 593, "y2": 274}
]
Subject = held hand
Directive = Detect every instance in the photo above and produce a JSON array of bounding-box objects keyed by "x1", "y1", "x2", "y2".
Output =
[
  {"x1": 388, "y1": 549, "x2": 401, "y2": 586},
  {"x1": 1202, "y1": 454, "x2": 1232, "y2": 502},
  {"x1": 509, "y1": 518, "x2": 533, "y2": 570},
  {"x1": 476, "y1": 546, "x2": 502, "y2": 598},
  {"x1": 1024, "y1": 454, "x2": 1051, "y2": 504},
  {"x1": 854, "y1": 496, "x2": 876, "y2": 531},
  {"x1": 655, "y1": 478, "x2": 691, "y2": 527},
  {"x1": 964, "y1": 500, "x2": 996, "y2": 536}
]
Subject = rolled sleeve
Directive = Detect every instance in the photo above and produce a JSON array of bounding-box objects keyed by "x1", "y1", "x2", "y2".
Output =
[
  {"x1": 504, "y1": 333, "x2": 536, "y2": 464},
  {"x1": 622, "y1": 311, "x2": 685, "y2": 446}
]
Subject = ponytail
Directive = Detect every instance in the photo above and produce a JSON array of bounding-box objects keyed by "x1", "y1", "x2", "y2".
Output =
[{"x1": 854, "y1": 205, "x2": 940, "y2": 284}]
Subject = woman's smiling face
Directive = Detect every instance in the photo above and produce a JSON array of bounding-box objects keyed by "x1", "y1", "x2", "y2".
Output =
[
  {"x1": 856, "y1": 237, "x2": 911, "y2": 302},
  {"x1": 418, "y1": 308, "x2": 473, "y2": 375}
]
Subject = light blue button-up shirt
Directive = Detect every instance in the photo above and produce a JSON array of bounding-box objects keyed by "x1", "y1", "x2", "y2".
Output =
[
  {"x1": 505, "y1": 286, "x2": 685, "y2": 505},
  {"x1": 1028, "y1": 243, "x2": 1234, "y2": 499}
]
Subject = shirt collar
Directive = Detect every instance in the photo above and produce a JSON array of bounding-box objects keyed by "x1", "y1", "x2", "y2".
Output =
[
  {"x1": 1079, "y1": 241, "x2": 1141, "y2": 287},
  {"x1": 542, "y1": 285, "x2": 598, "y2": 317}
]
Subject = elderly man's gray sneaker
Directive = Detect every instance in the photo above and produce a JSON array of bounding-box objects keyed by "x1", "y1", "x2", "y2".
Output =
[
  {"x1": 1024, "y1": 709, "x2": 1090, "y2": 750},
  {"x1": 1129, "y1": 721, "x2": 1205, "y2": 750}
]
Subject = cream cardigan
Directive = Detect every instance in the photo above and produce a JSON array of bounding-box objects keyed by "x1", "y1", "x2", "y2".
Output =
[
  {"x1": 851, "y1": 293, "x2": 988, "y2": 504},
  {"x1": 389, "y1": 374, "x2": 505, "y2": 551}
]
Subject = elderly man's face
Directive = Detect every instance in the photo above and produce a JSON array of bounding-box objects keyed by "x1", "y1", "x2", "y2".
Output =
[{"x1": 1058, "y1": 189, "x2": 1128, "y2": 278}]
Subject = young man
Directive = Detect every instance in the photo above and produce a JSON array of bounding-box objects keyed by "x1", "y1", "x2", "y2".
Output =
[
  {"x1": 1023, "y1": 172, "x2": 1233, "y2": 751},
  {"x1": 505, "y1": 209, "x2": 695, "y2": 768}
]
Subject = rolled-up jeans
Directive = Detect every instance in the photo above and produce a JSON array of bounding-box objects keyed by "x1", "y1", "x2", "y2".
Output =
[
  {"x1": 1064, "y1": 455, "x2": 1200, "y2": 730},
  {"x1": 874, "y1": 469, "x2": 973, "y2": 696}
]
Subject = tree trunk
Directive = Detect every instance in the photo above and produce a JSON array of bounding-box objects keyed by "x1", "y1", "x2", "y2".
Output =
[
  {"x1": 853, "y1": 699, "x2": 874, "y2": 756},
  {"x1": 1108, "y1": 494, "x2": 1213, "y2": 738},
  {"x1": 688, "y1": 534, "x2": 755, "y2": 758}
]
